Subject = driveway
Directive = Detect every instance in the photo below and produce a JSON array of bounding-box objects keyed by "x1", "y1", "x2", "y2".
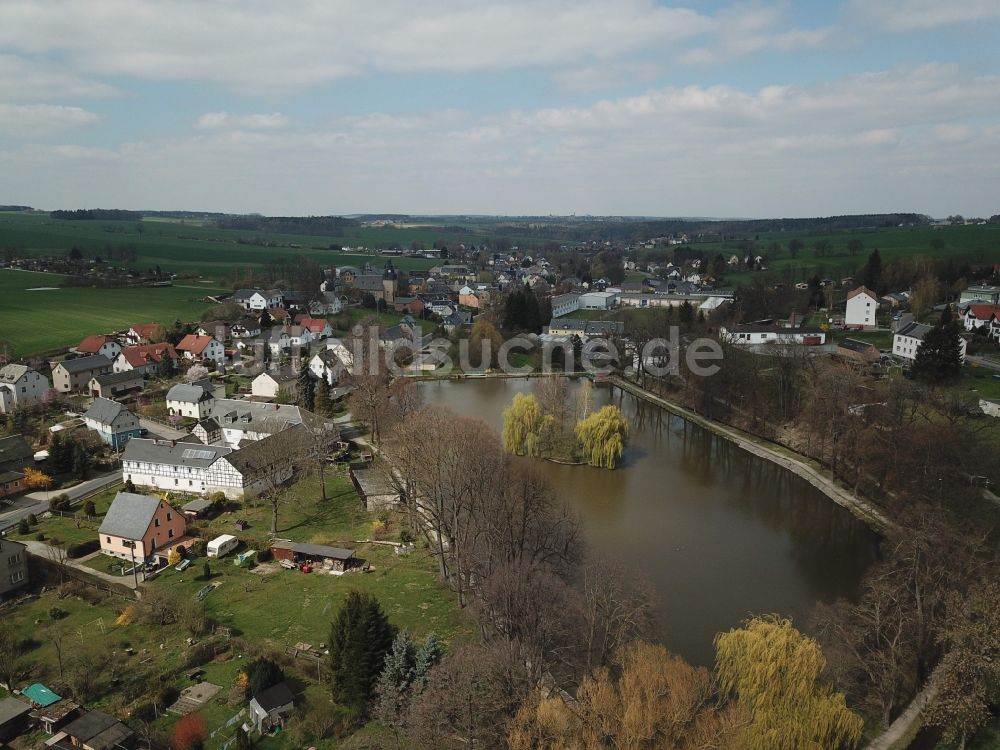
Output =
[{"x1": 138, "y1": 417, "x2": 189, "y2": 440}]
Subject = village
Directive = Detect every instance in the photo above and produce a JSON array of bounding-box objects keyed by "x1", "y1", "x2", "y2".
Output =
[{"x1": 0, "y1": 235, "x2": 999, "y2": 749}]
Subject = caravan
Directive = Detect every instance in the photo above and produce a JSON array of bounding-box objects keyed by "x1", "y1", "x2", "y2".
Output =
[{"x1": 207, "y1": 534, "x2": 239, "y2": 558}]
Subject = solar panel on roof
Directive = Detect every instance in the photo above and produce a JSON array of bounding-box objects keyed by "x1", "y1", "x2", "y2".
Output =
[{"x1": 181, "y1": 448, "x2": 215, "y2": 460}]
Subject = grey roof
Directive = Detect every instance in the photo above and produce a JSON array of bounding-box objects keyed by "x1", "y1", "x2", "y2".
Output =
[
  {"x1": 0, "y1": 435, "x2": 33, "y2": 468},
  {"x1": 0, "y1": 364, "x2": 30, "y2": 383},
  {"x1": 167, "y1": 381, "x2": 214, "y2": 403},
  {"x1": 55, "y1": 354, "x2": 112, "y2": 374},
  {"x1": 0, "y1": 696, "x2": 30, "y2": 726},
  {"x1": 123, "y1": 438, "x2": 232, "y2": 468},
  {"x1": 98, "y1": 492, "x2": 164, "y2": 540},
  {"x1": 839, "y1": 338, "x2": 878, "y2": 353},
  {"x1": 212, "y1": 398, "x2": 322, "y2": 433},
  {"x1": 256, "y1": 366, "x2": 297, "y2": 384},
  {"x1": 896, "y1": 322, "x2": 933, "y2": 341},
  {"x1": 91, "y1": 370, "x2": 143, "y2": 387},
  {"x1": 182, "y1": 497, "x2": 213, "y2": 513},
  {"x1": 224, "y1": 424, "x2": 313, "y2": 475},
  {"x1": 351, "y1": 464, "x2": 397, "y2": 497},
  {"x1": 253, "y1": 681, "x2": 295, "y2": 712},
  {"x1": 271, "y1": 540, "x2": 354, "y2": 560},
  {"x1": 84, "y1": 397, "x2": 128, "y2": 426},
  {"x1": 353, "y1": 274, "x2": 387, "y2": 291},
  {"x1": 62, "y1": 710, "x2": 133, "y2": 749}
]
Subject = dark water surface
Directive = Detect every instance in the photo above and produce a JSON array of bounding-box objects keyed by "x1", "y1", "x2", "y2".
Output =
[{"x1": 417, "y1": 377, "x2": 881, "y2": 665}]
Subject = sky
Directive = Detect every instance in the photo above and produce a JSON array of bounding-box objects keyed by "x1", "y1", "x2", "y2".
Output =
[{"x1": 1, "y1": 0, "x2": 999, "y2": 218}]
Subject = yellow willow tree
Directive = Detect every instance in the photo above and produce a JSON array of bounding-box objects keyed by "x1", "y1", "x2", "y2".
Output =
[
  {"x1": 502, "y1": 393, "x2": 550, "y2": 457},
  {"x1": 575, "y1": 405, "x2": 628, "y2": 469},
  {"x1": 714, "y1": 615, "x2": 864, "y2": 750}
]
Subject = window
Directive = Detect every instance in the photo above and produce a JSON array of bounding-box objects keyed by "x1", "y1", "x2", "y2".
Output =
[
  {"x1": 167, "y1": 512, "x2": 172, "y2": 521},
  {"x1": 107, "y1": 536, "x2": 112, "y2": 543},
  {"x1": 8, "y1": 555, "x2": 19, "y2": 565},
  {"x1": 10, "y1": 571, "x2": 23, "y2": 584},
  {"x1": 168, "y1": 529, "x2": 174, "y2": 539}
]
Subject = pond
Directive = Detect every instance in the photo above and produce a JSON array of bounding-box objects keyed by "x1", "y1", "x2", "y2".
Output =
[{"x1": 417, "y1": 377, "x2": 881, "y2": 665}]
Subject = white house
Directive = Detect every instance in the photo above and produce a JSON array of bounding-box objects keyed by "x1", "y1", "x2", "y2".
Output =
[
  {"x1": 0, "y1": 365, "x2": 49, "y2": 413},
  {"x1": 231, "y1": 319, "x2": 262, "y2": 339},
  {"x1": 720, "y1": 325, "x2": 827, "y2": 346},
  {"x1": 892, "y1": 321, "x2": 968, "y2": 363},
  {"x1": 251, "y1": 367, "x2": 298, "y2": 399},
  {"x1": 325, "y1": 339, "x2": 354, "y2": 374},
  {"x1": 309, "y1": 350, "x2": 346, "y2": 386},
  {"x1": 122, "y1": 426, "x2": 310, "y2": 500},
  {"x1": 76, "y1": 335, "x2": 122, "y2": 360},
  {"x1": 196, "y1": 399, "x2": 323, "y2": 448},
  {"x1": 166, "y1": 379, "x2": 218, "y2": 419},
  {"x1": 845, "y1": 286, "x2": 878, "y2": 330},
  {"x1": 234, "y1": 289, "x2": 284, "y2": 311},
  {"x1": 176, "y1": 334, "x2": 226, "y2": 364},
  {"x1": 963, "y1": 304, "x2": 1000, "y2": 338}
]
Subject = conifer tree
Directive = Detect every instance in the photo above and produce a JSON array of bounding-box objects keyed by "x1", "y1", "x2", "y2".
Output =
[
  {"x1": 296, "y1": 365, "x2": 315, "y2": 411},
  {"x1": 913, "y1": 307, "x2": 964, "y2": 384},
  {"x1": 314, "y1": 376, "x2": 330, "y2": 417},
  {"x1": 329, "y1": 591, "x2": 396, "y2": 713}
]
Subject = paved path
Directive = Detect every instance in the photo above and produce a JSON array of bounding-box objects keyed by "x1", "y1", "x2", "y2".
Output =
[
  {"x1": 966, "y1": 354, "x2": 1000, "y2": 373},
  {"x1": 0, "y1": 471, "x2": 121, "y2": 532},
  {"x1": 20, "y1": 539, "x2": 138, "y2": 590},
  {"x1": 609, "y1": 375, "x2": 894, "y2": 532},
  {"x1": 138, "y1": 417, "x2": 188, "y2": 440}
]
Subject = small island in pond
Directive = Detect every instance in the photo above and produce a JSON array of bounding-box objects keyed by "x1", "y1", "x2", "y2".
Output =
[{"x1": 501, "y1": 379, "x2": 629, "y2": 469}]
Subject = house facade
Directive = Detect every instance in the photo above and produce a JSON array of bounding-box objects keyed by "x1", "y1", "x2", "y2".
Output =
[
  {"x1": 892, "y1": 321, "x2": 968, "y2": 363},
  {"x1": 963, "y1": 304, "x2": 1000, "y2": 339},
  {"x1": 98, "y1": 491, "x2": 186, "y2": 562},
  {"x1": 251, "y1": 368, "x2": 298, "y2": 399},
  {"x1": 113, "y1": 343, "x2": 177, "y2": 376},
  {"x1": 0, "y1": 538, "x2": 28, "y2": 599},
  {"x1": 76, "y1": 335, "x2": 122, "y2": 360},
  {"x1": 51, "y1": 355, "x2": 112, "y2": 393},
  {"x1": 88, "y1": 371, "x2": 144, "y2": 399},
  {"x1": 235, "y1": 288, "x2": 284, "y2": 311},
  {"x1": 166, "y1": 379, "x2": 218, "y2": 419},
  {"x1": 845, "y1": 286, "x2": 878, "y2": 329},
  {"x1": 176, "y1": 334, "x2": 226, "y2": 364},
  {"x1": 83, "y1": 398, "x2": 143, "y2": 450},
  {"x1": 550, "y1": 293, "x2": 580, "y2": 318},
  {"x1": 720, "y1": 325, "x2": 827, "y2": 345},
  {"x1": 0, "y1": 364, "x2": 50, "y2": 412},
  {"x1": 309, "y1": 351, "x2": 346, "y2": 386}
]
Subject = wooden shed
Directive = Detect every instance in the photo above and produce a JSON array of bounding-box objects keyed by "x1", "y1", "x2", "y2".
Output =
[{"x1": 269, "y1": 541, "x2": 355, "y2": 573}]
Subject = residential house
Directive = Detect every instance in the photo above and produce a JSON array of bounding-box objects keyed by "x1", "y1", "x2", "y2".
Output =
[
  {"x1": 0, "y1": 697, "x2": 31, "y2": 742},
  {"x1": 893, "y1": 321, "x2": 967, "y2": 363},
  {"x1": 325, "y1": 338, "x2": 354, "y2": 374},
  {"x1": 265, "y1": 328, "x2": 291, "y2": 357},
  {"x1": 113, "y1": 343, "x2": 177, "y2": 376},
  {"x1": 249, "y1": 682, "x2": 295, "y2": 733},
  {"x1": 251, "y1": 367, "x2": 298, "y2": 399},
  {"x1": 0, "y1": 364, "x2": 50, "y2": 412},
  {"x1": 231, "y1": 319, "x2": 262, "y2": 339},
  {"x1": 963, "y1": 304, "x2": 1000, "y2": 339},
  {"x1": 51, "y1": 355, "x2": 112, "y2": 393},
  {"x1": 845, "y1": 286, "x2": 878, "y2": 329},
  {"x1": 294, "y1": 316, "x2": 332, "y2": 340},
  {"x1": 882, "y1": 292, "x2": 910, "y2": 309},
  {"x1": 88, "y1": 371, "x2": 143, "y2": 399},
  {"x1": 195, "y1": 321, "x2": 230, "y2": 341},
  {"x1": 75, "y1": 335, "x2": 122, "y2": 360},
  {"x1": 98, "y1": 491, "x2": 186, "y2": 562},
  {"x1": 120, "y1": 322, "x2": 162, "y2": 345},
  {"x1": 458, "y1": 286, "x2": 483, "y2": 308},
  {"x1": 60, "y1": 709, "x2": 135, "y2": 750},
  {"x1": 959, "y1": 285, "x2": 1000, "y2": 304},
  {"x1": 195, "y1": 398, "x2": 325, "y2": 447},
  {"x1": 84, "y1": 398, "x2": 143, "y2": 450},
  {"x1": 308, "y1": 291, "x2": 343, "y2": 316},
  {"x1": 176, "y1": 334, "x2": 226, "y2": 364},
  {"x1": 0, "y1": 469, "x2": 24, "y2": 499},
  {"x1": 0, "y1": 538, "x2": 28, "y2": 599},
  {"x1": 0, "y1": 435, "x2": 33, "y2": 475},
  {"x1": 282, "y1": 325, "x2": 314, "y2": 349},
  {"x1": 309, "y1": 350, "x2": 346, "y2": 386},
  {"x1": 442, "y1": 308, "x2": 473, "y2": 334},
  {"x1": 234, "y1": 288, "x2": 284, "y2": 311},
  {"x1": 393, "y1": 296, "x2": 425, "y2": 315},
  {"x1": 720, "y1": 325, "x2": 827, "y2": 346},
  {"x1": 166, "y1": 379, "x2": 219, "y2": 419}
]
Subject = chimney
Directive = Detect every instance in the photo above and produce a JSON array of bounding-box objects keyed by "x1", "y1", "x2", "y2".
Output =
[{"x1": 171, "y1": 439, "x2": 176, "y2": 447}]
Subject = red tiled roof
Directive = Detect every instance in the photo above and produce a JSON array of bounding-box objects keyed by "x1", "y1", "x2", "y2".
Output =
[
  {"x1": 119, "y1": 343, "x2": 177, "y2": 367},
  {"x1": 176, "y1": 334, "x2": 216, "y2": 354},
  {"x1": 847, "y1": 286, "x2": 877, "y2": 300},
  {"x1": 78, "y1": 335, "x2": 112, "y2": 353},
  {"x1": 130, "y1": 323, "x2": 161, "y2": 338},
  {"x1": 966, "y1": 304, "x2": 1000, "y2": 320}
]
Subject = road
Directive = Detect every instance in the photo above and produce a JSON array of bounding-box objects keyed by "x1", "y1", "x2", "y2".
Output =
[
  {"x1": 967, "y1": 354, "x2": 1000, "y2": 373},
  {"x1": 0, "y1": 470, "x2": 121, "y2": 532}
]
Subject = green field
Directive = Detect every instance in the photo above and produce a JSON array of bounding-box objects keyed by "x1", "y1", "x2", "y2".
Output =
[
  {"x1": 0, "y1": 212, "x2": 478, "y2": 283},
  {"x1": 0, "y1": 269, "x2": 223, "y2": 357}
]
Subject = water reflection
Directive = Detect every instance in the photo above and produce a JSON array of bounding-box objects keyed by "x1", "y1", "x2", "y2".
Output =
[{"x1": 417, "y1": 378, "x2": 881, "y2": 665}]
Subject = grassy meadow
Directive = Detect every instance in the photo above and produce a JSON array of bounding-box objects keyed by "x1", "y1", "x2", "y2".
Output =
[{"x1": 0, "y1": 269, "x2": 224, "y2": 357}]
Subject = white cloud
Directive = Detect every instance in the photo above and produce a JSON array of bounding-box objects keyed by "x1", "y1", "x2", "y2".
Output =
[
  {"x1": 552, "y1": 62, "x2": 662, "y2": 93},
  {"x1": 195, "y1": 112, "x2": 289, "y2": 130},
  {"x1": 0, "y1": 54, "x2": 118, "y2": 101},
  {"x1": 844, "y1": 0, "x2": 1000, "y2": 32},
  {"x1": 2, "y1": 63, "x2": 999, "y2": 217},
  {"x1": 0, "y1": 104, "x2": 99, "y2": 137}
]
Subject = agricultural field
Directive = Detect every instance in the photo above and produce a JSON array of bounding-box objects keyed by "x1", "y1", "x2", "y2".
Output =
[
  {"x1": 9, "y1": 469, "x2": 471, "y2": 748},
  {"x1": 0, "y1": 268, "x2": 224, "y2": 357},
  {"x1": 0, "y1": 212, "x2": 483, "y2": 283}
]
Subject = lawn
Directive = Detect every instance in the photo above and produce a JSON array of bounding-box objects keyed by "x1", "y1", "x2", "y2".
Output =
[
  {"x1": 6, "y1": 468, "x2": 472, "y2": 749},
  {"x1": 11, "y1": 486, "x2": 120, "y2": 548},
  {"x1": 0, "y1": 269, "x2": 224, "y2": 357}
]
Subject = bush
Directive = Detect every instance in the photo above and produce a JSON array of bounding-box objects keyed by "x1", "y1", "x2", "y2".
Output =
[
  {"x1": 399, "y1": 529, "x2": 415, "y2": 545},
  {"x1": 189, "y1": 539, "x2": 207, "y2": 557},
  {"x1": 256, "y1": 547, "x2": 272, "y2": 563},
  {"x1": 17, "y1": 518, "x2": 29, "y2": 535},
  {"x1": 27, "y1": 513, "x2": 37, "y2": 525},
  {"x1": 48, "y1": 607, "x2": 67, "y2": 620},
  {"x1": 67, "y1": 540, "x2": 100, "y2": 559},
  {"x1": 35, "y1": 532, "x2": 45, "y2": 541},
  {"x1": 202, "y1": 562, "x2": 211, "y2": 580},
  {"x1": 83, "y1": 499, "x2": 97, "y2": 517}
]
